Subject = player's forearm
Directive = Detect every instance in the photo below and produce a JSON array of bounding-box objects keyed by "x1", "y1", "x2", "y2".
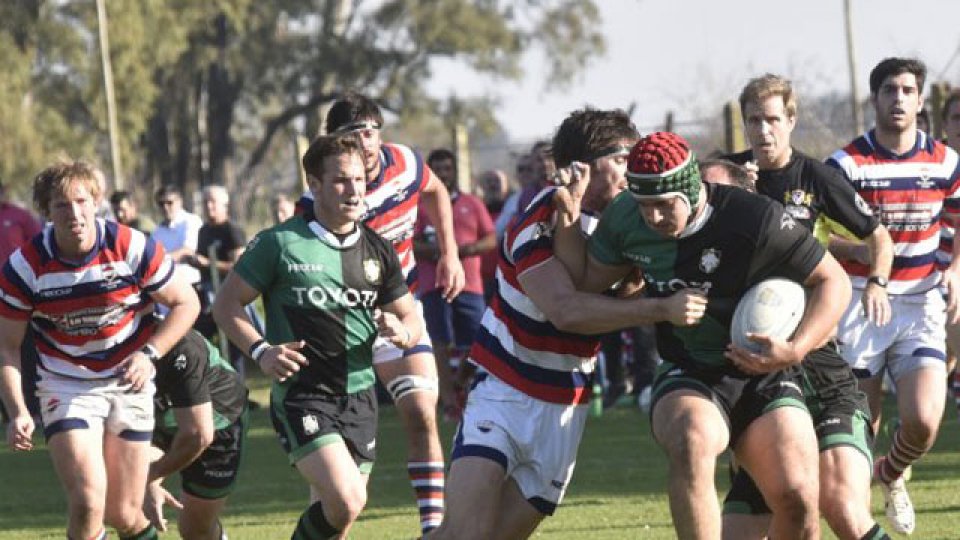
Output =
[
  {"x1": 552, "y1": 216, "x2": 588, "y2": 289},
  {"x1": 793, "y1": 264, "x2": 851, "y2": 359},
  {"x1": 864, "y1": 225, "x2": 893, "y2": 279},
  {"x1": 0, "y1": 362, "x2": 28, "y2": 418},
  {"x1": 460, "y1": 233, "x2": 496, "y2": 257},
  {"x1": 148, "y1": 431, "x2": 209, "y2": 481},
  {"x1": 213, "y1": 298, "x2": 263, "y2": 353},
  {"x1": 546, "y1": 292, "x2": 665, "y2": 335},
  {"x1": 151, "y1": 296, "x2": 200, "y2": 357}
]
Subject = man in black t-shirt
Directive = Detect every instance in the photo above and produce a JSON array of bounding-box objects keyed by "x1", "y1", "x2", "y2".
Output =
[
  {"x1": 186, "y1": 185, "x2": 248, "y2": 371},
  {"x1": 143, "y1": 330, "x2": 248, "y2": 539},
  {"x1": 722, "y1": 74, "x2": 894, "y2": 540}
]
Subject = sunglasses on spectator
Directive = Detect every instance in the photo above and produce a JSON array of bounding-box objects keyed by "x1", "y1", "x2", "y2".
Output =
[{"x1": 156, "y1": 199, "x2": 177, "y2": 206}]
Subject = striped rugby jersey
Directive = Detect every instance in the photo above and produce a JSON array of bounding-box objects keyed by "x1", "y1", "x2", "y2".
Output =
[
  {"x1": 468, "y1": 187, "x2": 600, "y2": 405},
  {"x1": 0, "y1": 219, "x2": 173, "y2": 379},
  {"x1": 299, "y1": 142, "x2": 429, "y2": 290},
  {"x1": 827, "y1": 129, "x2": 960, "y2": 295}
]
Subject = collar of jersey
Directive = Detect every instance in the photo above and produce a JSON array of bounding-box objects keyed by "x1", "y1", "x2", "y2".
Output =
[
  {"x1": 44, "y1": 218, "x2": 105, "y2": 267},
  {"x1": 678, "y1": 201, "x2": 713, "y2": 239},
  {"x1": 365, "y1": 145, "x2": 393, "y2": 192},
  {"x1": 308, "y1": 218, "x2": 361, "y2": 249},
  {"x1": 866, "y1": 128, "x2": 927, "y2": 160}
]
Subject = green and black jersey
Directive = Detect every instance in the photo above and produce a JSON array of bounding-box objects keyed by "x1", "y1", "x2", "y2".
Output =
[
  {"x1": 726, "y1": 149, "x2": 879, "y2": 243},
  {"x1": 234, "y1": 216, "x2": 408, "y2": 394},
  {"x1": 589, "y1": 183, "x2": 825, "y2": 373},
  {"x1": 154, "y1": 330, "x2": 247, "y2": 437}
]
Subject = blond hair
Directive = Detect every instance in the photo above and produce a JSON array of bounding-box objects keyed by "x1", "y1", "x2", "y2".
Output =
[
  {"x1": 739, "y1": 74, "x2": 797, "y2": 118},
  {"x1": 32, "y1": 160, "x2": 104, "y2": 218}
]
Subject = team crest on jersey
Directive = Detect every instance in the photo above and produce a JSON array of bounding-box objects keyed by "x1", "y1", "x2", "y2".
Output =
[
  {"x1": 853, "y1": 193, "x2": 873, "y2": 216},
  {"x1": 174, "y1": 354, "x2": 187, "y2": 371},
  {"x1": 699, "y1": 248, "x2": 721, "y2": 274},
  {"x1": 302, "y1": 414, "x2": 319, "y2": 436},
  {"x1": 780, "y1": 214, "x2": 797, "y2": 230},
  {"x1": 787, "y1": 190, "x2": 811, "y2": 206},
  {"x1": 363, "y1": 259, "x2": 382, "y2": 284},
  {"x1": 916, "y1": 168, "x2": 935, "y2": 188},
  {"x1": 45, "y1": 397, "x2": 60, "y2": 414},
  {"x1": 101, "y1": 263, "x2": 120, "y2": 289}
]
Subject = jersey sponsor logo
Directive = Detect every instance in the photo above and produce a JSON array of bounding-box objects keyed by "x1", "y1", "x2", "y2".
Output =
[
  {"x1": 366, "y1": 438, "x2": 376, "y2": 451},
  {"x1": 287, "y1": 263, "x2": 325, "y2": 273},
  {"x1": 815, "y1": 416, "x2": 842, "y2": 430},
  {"x1": 854, "y1": 193, "x2": 873, "y2": 216},
  {"x1": 174, "y1": 354, "x2": 187, "y2": 371},
  {"x1": 623, "y1": 252, "x2": 652, "y2": 265},
  {"x1": 45, "y1": 304, "x2": 126, "y2": 336},
  {"x1": 785, "y1": 205, "x2": 811, "y2": 220},
  {"x1": 861, "y1": 180, "x2": 890, "y2": 188},
  {"x1": 291, "y1": 286, "x2": 378, "y2": 309},
  {"x1": 644, "y1": 274, "x2": 713, "y2": 294},
  {"x1": 203, "y1": 469, "x2": 236, "y2": 479},
  {"x1": 699, "y1": 248, "x2": 721, "y2": 274},
  {"x1": 302, "y1": 414, "x2": 320, "y2": 436},
  {"x1": 780, "y1": 214, "x2": 797, "y2": 230},
  {"x1": 39, "y1": 287, "x2": 73, "y2": 298},
  {"x1": 363, "y1": 258, "x2": 382, "y2": 285}
]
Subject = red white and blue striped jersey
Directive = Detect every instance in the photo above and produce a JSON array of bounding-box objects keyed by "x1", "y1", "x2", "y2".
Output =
[
  {"x1": 827, "y1": 129, "x2": 960, "y2": 294},
  {"x1": 0, "y1": 219, "x2": 174, "y2": 379},
  {"x1": 298, "y1": 142, "x2": 429, "y2": 290},
  {"x1": 468, "y1": 187, "x2": 600, "y2": 405}
]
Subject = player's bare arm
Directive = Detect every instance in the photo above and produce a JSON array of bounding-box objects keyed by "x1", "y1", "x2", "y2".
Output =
[
  {"x1": 377, "y1": 292, "x2": 422, "y2": 349},
  {"x1": 861, "y1": 223, "x2": 893, "y2": 326},
  {"x1": 420, "y1": 169, "x2": 466, "y2": 300},
  {"x1": 944, "y1": 227, "x2": 960, "y2": 325},
  {"x1": 118, "y1": 271, "x2": 201, "y2": 391},
  {"x1": 212, "y1": 271, "x2": 308, "y2": 382},
  {"x1": 0, "y1": 315, "x2": 32, "y2": 451},
  {"x1": 147, "y1": 402, "x2": 215, "y2": 482},
  {"x1": 518, "y1": 258, "x2": 706, "y2": 334},
  {"x1": 728, "y1": 252, "x2": 851, "y2": 375}
]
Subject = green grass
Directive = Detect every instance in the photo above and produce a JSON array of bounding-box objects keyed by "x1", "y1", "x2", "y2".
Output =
[{"x1": 3, "y1": 381, "x2": 960, "y2": 539}]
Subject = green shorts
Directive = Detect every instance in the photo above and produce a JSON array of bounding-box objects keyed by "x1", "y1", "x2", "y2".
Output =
[
  {"x1": 270, "y1": 382, "x2": 377, "y2": 472},
  {"x1": 650, "y1": 360, "x2": 807, "y2": 446},
  {"x1": 723, "y1": 344, "x2": 873, "y2": 516}
]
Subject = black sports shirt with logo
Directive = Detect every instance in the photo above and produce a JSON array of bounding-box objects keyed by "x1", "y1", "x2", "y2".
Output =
[{"x1": 589, "y1": 183, "x2": 825, "y2": 373}]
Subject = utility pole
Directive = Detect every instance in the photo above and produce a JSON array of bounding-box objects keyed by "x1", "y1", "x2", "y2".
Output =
[
  {"x1": 96, "y1": 0, "x2": 124, "y2": 189},
  {"x1": 843, "y1": 0, "x2": 864, "y2": 138}
]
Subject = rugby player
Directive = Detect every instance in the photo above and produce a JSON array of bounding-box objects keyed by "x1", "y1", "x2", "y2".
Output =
[
  {"x1": 720, "y1": 73, "x2": 894, "y2": 540},
  {"x1": 213, "y1": 134, "x2": 421, "y2": 540},
  {"x1": 297, "y1": 91, "x2": 465, "y2": 533},
  {"x1": 0, "y1": 160, "x2": 200, "y2": 540},
  {"x1": 556, "y1": 132, "x2": 852, "y2": 539},
  {"x1": 143, "y1": 330, "x2": 248, "y2": 539},
  {"x1": 827, "y1": 57, "x2": 960, "y2": 535},
  {"x1": 431, "y1": 108, "x2": 711, "y2": 539}
]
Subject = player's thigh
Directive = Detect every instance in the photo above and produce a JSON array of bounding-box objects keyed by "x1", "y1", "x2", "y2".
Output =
[
  {"x1": 721, "y1": 513, "x2": 770, "y2": 540},
  {"x1": 296, "y1": 440, "x2": 368, "y2": 515},
  {"x1": 651, "y1": 388, "x2": 729, "y2": 457},
  {"x1": 494, "y1": 476, "x2": 546, "y2": 540},
  {"x1": 735, "y1": 406, "x2": 818, "y2": 506},
  {"x1": 47, "y1": 425, "x2": 108, "y2": 509},
  {"x1": 894, "y1": 365, "x2": 947, "y2": 434},
  {"x1": 102, "y1": 432, "x2": 152, "y2": 523},
  {"x1": 442, "y1": 456, "x2": 509, "y2": 533},
  {"x1": 819, "y1": 445, "x2": 871, "y2": 507}
]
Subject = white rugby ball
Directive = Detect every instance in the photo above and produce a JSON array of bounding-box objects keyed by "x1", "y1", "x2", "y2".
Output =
[{"x1": 730, "y1": 278, "x2": 806, "y2": 353}]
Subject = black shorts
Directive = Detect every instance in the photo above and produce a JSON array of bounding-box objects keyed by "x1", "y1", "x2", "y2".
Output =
[
  {"x1": 723, "y1": 344, "x2": 873, "y2": 516},
  {"x1": 650, "y1": 360, "x2": 806, "y2": 446},
  {"x1": 154, "y1": 408, "x2": 249, "y2": 500},
  {"x1": 270, "y1": 383, "x2": 378, "y2": 473}
]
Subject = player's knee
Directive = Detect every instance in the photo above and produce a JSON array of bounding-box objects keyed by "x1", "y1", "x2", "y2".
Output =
[
  {"x1": 899, "y1": 415, "x2": 939, "y2": 449},
  {"x1": 326, "y1": 485, "x2": 368, "y2": 528},
  {"x1": 765, "y1": 482, "x2": 817, "y2": 524},
  {"x1": 178, "y1": 509, "x2": 220, "y2": 540},
  {"x1": 660, "y1": 418, "x2": 723, "y2": 468},
  {"x1": 103, "y1": 503, "x2": 143, "y2": 534},
  {"x1": 67, "y1": 487, "x2": 105, "y2": 524}
]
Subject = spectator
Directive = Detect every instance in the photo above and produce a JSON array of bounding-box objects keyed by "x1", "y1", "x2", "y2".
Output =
[
  {"x1": 478, "y1": 169, "x2": 510, "y2": 301},
  {"x1": 271, "y1": 193, "x2": 295, "y2": 225},
  {"x1": 414, "y1": 149, "x2": 496, "y2": 418},
  {"x1": 109, "y1": 190, "x2": 155, "y2": 234},
  {"x1": 186, "y1": 185, "x2": 247, "y2": 374},
  {"x1": 151, "y1": 184, "x2": 203, "y2": 290}
]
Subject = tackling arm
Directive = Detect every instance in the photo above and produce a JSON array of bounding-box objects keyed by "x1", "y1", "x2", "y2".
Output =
[{"x1": 148, "y1": 402, "x2": 215, "y2": 482}]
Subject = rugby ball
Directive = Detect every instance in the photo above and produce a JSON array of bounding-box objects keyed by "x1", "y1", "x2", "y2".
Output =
[{"x1": 730, "y1": 278, "x2": 806, "y2": 353}]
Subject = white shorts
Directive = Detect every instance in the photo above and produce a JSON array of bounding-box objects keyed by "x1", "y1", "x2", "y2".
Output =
[
  {"x1": 35, "y1": 368, "x2": 155, "y2": 442},
  {"x1": 838, "y1": 288, "x2": 947, "y2": 380},
  {"x1": 451, "y1": 371, "x2": 588, "y2": 515},
  {"x1": 373, "y1": 299, "x2": 433, "y2": 365}
]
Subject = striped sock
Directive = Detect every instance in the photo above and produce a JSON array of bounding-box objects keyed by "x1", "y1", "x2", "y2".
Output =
[
  {"x1": 878, "y1": 429, "x2": 926, "y2": 484},
  {"x1": 408, "y1": 461, "x2": 445, "y2": 533}
]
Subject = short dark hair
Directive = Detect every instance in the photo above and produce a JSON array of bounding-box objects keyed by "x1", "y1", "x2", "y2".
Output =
[
  {"x1": 869, "y1": 57, "x2": 927, "y2": 95},
  {"x1": 325, "y1": 91, "x2": 384, "y2": 135},
  {"x1": 699, "y1": 159, "x2": 755, "y2": 192},
  {"x1": 109, "y1": 190, "x2": 132, "y2": 206},
  {"x1": 155, "y1": 184, "x2": 183, "y2": 202},
  {"x1": 301, "y1": 135, "x2": 364, "y2": 179},
  {"x1": 552, "y1": 108, "x2": 639, "y2": 168},
  {"x1": 427, "y1": 148, "x2": 456, "y2": 169}
]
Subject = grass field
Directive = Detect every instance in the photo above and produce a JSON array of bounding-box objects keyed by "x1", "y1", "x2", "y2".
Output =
[{"x1": 3, "y1": 380, "x2": 960, "y2": 539}]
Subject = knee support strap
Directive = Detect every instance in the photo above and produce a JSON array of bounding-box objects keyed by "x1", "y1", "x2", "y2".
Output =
[{"x1": 387, "y1": 375, "x2": 438, "y2": 402}]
